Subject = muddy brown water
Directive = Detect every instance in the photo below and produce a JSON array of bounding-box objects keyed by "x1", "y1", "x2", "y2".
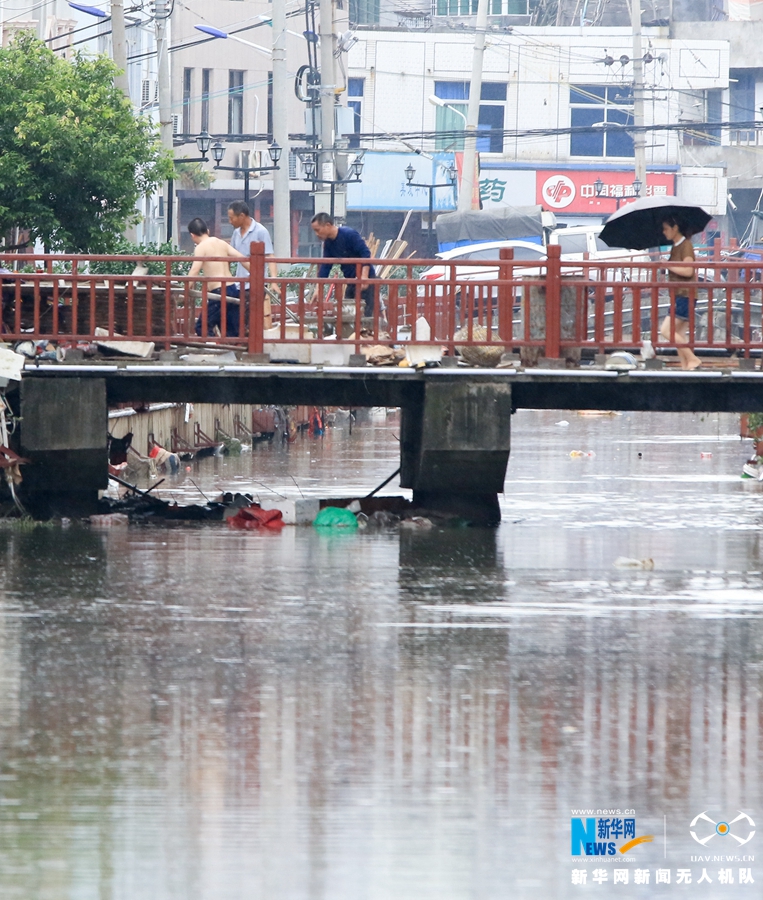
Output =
[{"x1": 0, "y1": 409, "x2": 761, "y2": 898}]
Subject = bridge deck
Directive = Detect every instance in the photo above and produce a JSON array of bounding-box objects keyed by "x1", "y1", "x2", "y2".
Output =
[{"x1": 20, "y1": 363, "x2": 763, "y2": 413}]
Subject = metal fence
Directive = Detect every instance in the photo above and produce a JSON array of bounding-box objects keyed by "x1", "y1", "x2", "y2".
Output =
[{"x1": 2, "y1": 242, "x2": 762, "y2": 360}]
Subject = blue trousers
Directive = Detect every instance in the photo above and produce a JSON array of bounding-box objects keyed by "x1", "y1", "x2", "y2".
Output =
[{"x1": 196, "y1": 285, "x2": 241, "y2": 337}]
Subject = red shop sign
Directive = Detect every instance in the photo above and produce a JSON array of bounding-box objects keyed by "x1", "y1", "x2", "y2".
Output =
[{"x1": 536, "y1": 170, "x2": 676, "y2": 215}]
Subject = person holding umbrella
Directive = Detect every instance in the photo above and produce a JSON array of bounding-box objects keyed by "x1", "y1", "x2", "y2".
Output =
[
  {"x1": 599, "y1": 195, "x2": 711, "y2": 370},
  {"x1": 658, "y1": 214, "x2": 702, "y2": 370}
]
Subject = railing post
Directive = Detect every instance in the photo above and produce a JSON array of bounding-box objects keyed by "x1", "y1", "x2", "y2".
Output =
[
  {"x1": 248, "y1": 240, "x2": 265, "y2": 355},
  {"x1": 497, "y1": 247, "x2": 513, "y2": 343},
  {"x1": 545, "y1": 243, "x2": 562, "y2": 359}
]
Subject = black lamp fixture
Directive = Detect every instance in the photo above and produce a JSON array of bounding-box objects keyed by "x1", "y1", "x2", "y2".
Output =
[
  {"x1": 212, "y1": 141, "x2": 225, "y2": 164},
  {"x1": 632, "y1": 177, "x2": 643, "y2": 197},
  {"x1": 302, "y1": 156, "x2": 316, "y2": 179},
  {"x1": 405, "y1": 163, "x2": 415, "y2": 185},
  {"x1": 350, "y1": 155, "x2": 364, "y2": 180},
  {"x1": 594, "y1": 177, "x2": 604, "y2": 197},
  {"x1": 446, "y1": 163, "x2": 457, "y2": 183},
  {"x1": 196, "y1": 131, "x2": 212, "y2": 156},
  {"x1": 268, "y1": 141, "x2": 282, "y2": 166}
]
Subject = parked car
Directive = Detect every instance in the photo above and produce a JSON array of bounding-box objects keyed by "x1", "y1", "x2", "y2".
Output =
[{"x1": 417, "y1": 240, "x2": 550, "y2": 288}]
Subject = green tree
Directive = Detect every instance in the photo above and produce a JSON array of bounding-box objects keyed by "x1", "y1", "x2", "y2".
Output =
[{"x1": 0, "y1": 33, "x2": 173, "y2": 252}]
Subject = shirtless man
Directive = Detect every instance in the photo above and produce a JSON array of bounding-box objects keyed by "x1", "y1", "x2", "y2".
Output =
[{"x1": 188, "y1": 217, "x2": 248, "y2": 337}]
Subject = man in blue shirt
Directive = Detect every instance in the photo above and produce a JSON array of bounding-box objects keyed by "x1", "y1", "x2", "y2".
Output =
[{"x1": 311, "y1": 212, "x2": 377, "y2": 316}]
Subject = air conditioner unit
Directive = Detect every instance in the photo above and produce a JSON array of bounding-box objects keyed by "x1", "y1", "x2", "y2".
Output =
[
  {"x1": 141, "y1": 79, "x2": 158, "y2": 106},
  {"x1": 172, "y1": 115, "x2": 180, "y2": 135}
]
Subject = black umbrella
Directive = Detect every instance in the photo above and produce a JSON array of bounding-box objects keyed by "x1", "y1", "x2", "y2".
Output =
[{"x1": 598, "y1": 195, "x2": 712, "y2": 250}]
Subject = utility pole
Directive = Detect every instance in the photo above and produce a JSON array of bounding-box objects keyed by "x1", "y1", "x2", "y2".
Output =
[
  {"x1": 111, "y1": 0, "x2": 130, "y2": 97},
  {"x1": 271, "y1": 0, "x2": 291, "y2": 255},
  {"x1": 459, "y1": 0, "x2": 488, "y2": 212},
  {"x1": 155, "y1": 0, "x2": 174, "y2": 241},
  {"x1": 631, "y1": 0, "x2": 647, "y2": 191},
  {"x1": 319, "y1": 0, "x2": 336, "y2": 203}
]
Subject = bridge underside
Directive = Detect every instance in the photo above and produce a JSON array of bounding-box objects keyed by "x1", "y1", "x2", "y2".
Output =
[
  {"x1": 7, "y1": 366, "x2": 763, "y2": 521},
  {"x1": 22, "y1": 366, "x2": 761, "y2": 414}
]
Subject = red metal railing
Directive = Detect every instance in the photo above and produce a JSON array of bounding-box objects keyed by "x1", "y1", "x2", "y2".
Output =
[{"x1": 2, "y1": 241, "x2": 762, "y2": 361}]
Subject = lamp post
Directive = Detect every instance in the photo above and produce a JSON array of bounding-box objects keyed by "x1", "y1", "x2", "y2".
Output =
[
  {"x1": 298, "y1": 150, "x2": 364, "y2": 219},
  {"x1": 67, "y1": 2, "x2": 128, "y2": 97},
  {"x1": 195, "y1": 20, "x2": 291, "y2": 256},
  {"x1": 212, "y1": 141, "x2": 282, "y2": 205},
  {"x1": 404, "y1": 162, "x2": 457, "y2": 257},
  {"x1": 594, "y1": 176, "x2": 643, "y2": 210},
  {"x1": 167, "y1": 131, "x2": 219, "y2": 243},
  {"x1": 427, "y1": 96, "x2": 467, "y2": 208}
]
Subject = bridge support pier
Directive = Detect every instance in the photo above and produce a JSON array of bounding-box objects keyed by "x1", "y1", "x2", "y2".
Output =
[
  {"x1": 400, "y1": 377, "x2": 512, "y2": 526},
  {"x1": 14, "y1": 378, "x2": 108, "y2": 517}
]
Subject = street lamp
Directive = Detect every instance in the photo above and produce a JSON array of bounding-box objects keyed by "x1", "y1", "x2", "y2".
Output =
[
  {"x1": 196, "y1": 131, "x2": 212, "y2": 156},
  {"x1": 428, "y1": 94, "x2": 468, "y2": 125},
  {"x1": 194, "y1": 24, "x2": 272, "y2": 57},
  {"x1": 68, "y1": 2, "x2": 108, "y2": 16},
  {"x1": 403, "y1": 162, "x2": 457, "y2": 257},
  {"x1": 195, "y1": 21, "x2": 290, "y2": 256},
  {"x1": 212, "y1": 141, "x2": 282, "y2": 205},
  {"x1": 350, "y1": 155, "x2": 364, "y2": 179},
  {"x1": 594, "y1": 176, "x2": 643, "y2": 210},
  {"x1": 297, "y1": 149, "x2": 364, "y2": 219},
  {"x1": 166, "y1": 131, "x2": 221, "y2": 242}
]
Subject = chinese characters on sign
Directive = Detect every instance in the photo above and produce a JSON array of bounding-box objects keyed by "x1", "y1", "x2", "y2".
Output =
[
  {"x1": 571, "y1": 868, "x2": 754, "y2": 885},
  {"x1": 535, "y1": 170, "x2": 676, "y2": 214},
  {"x1": 579, "y1": 182, "x2": 668, "y2": 199},
  {"x1": 479, "y1": 178, "x2": 508, "y2": 204}
]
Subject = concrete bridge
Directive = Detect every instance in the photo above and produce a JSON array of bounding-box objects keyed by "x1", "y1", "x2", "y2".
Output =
[
  {"x1": 3, "y1": 245, "x2": 763, "y2": 519},
  {"x1": 8, "y1": 362, "x2": 763, "y2": 522}
]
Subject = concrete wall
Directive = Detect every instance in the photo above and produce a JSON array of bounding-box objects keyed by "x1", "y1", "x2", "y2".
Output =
[{"x1": 108, "y1": 403, "x2": 278, "y2": 455}]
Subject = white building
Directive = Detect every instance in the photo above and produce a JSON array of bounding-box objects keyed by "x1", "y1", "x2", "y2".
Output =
[{"x1": 343, "y1": 25, "x2": 730, "y2": 244}]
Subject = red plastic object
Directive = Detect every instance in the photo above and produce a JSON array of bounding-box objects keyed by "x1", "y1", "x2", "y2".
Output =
[{"x1": 227, "y1": 506, "x2": 284, "y2": 530}]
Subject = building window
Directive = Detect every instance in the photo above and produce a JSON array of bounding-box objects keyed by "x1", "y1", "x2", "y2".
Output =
[
  {"x1": 436, "y1": 0, "x2": 478, "y2": 14},
  {"x1": 228, "y1": 70, "x2": 244, "y2": 135},
  {"x1": 438, "y1": 0, "x2": 527, "y2": 11},
  {"x1": 729, "y1": 69, "x2": 757, "y2": 144},
  {"x1": 349, "y1": 0, "x2": 380, "y2": 25},
  {"x1": 433, "y1": 81, "x2": 505, "y2": 153},
  {"x1": 570, "y1": 84, "x2": 634, "y2": 158},
  {"x1": 182, "y1": 68, "x2": 193, "y2": 135},
  {"x1": 683, "y1": 89, "x2": 722, "y2": 146},
  {"x1": 201, "y1": 69, "x2": 211, "y2": 133},
  {"x1": 348, "y1": 78, "x2": 364, "y2": 149}
]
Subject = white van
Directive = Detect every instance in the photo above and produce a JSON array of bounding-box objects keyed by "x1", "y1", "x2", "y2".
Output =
[{"x1": 548, "y1": 224, "x2": 650, "y2": 264}]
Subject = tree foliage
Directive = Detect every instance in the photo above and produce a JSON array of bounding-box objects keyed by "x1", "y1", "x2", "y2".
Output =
[{"x1": 0, "y1": 33, "x2": 173, "y2": 252}]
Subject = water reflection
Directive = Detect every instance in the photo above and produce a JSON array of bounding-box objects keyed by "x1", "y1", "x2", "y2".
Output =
[{"x1": 0, "y1": 411, "x2": 760, "y2": 897}]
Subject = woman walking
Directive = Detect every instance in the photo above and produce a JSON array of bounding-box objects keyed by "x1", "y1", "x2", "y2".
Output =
[{"x1": 659, "y1": 215, "x2": 702, "y2": 370}]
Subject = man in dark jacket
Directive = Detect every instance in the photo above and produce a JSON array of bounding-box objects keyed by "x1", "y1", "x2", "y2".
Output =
[{"x1": 310, "y1": 213, "x2": 377, "y2": 315}]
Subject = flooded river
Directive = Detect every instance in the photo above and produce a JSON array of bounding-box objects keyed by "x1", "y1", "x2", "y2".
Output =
[{"x1": 0, "y1": 410, "x2": 761, "y2": 898}]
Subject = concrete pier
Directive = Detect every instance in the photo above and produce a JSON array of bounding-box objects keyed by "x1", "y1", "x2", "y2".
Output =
[
  {"x1": 401, "y1": 377, "x2": 513, "y2": 525},
  {"x1": 13, "y1": 377, "x2": 108, "y2": 516}
]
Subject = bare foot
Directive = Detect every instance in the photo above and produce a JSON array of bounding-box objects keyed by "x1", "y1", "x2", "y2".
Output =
[{"x1": 685, "y1": 359, "x2": 702, "y2": 370}]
